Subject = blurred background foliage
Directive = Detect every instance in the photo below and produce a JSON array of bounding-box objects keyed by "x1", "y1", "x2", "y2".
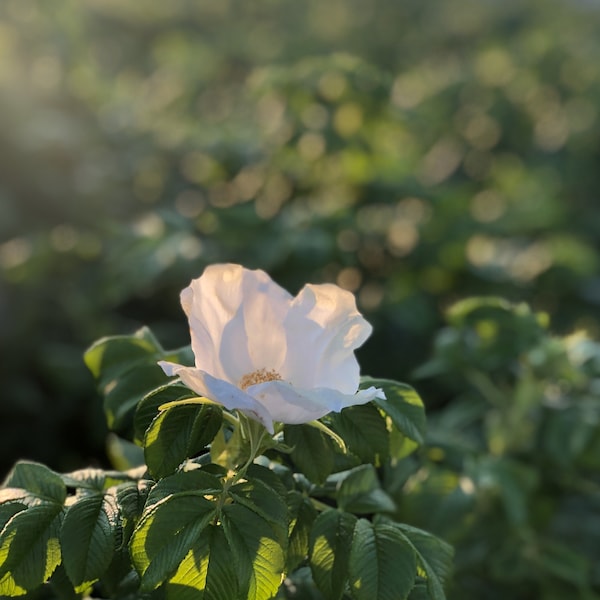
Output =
[{"x1": 1, "y1": 0, "x2": 600, "y2": 596}]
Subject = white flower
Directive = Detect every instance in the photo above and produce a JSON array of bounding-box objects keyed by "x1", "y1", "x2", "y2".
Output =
[{"x1": 159, "y1": 263, "x2": 385, "y2": 433}]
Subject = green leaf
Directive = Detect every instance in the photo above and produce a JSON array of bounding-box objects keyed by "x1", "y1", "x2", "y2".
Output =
[
  {"x1": 104, "y1": 364, "x2": 170, "y2": 433},
  {"x1": 3, "y1": 462, "x2": 66, "y2": 505},
  {"x1": 286, "y1": 491, "x2": 318, "y2": 572},
  {"x1": 113, "y1": 480, "x2": 150, "y2": 550},
  {"x1": 130, "y1": 491, "x2": 218, "y2": 592},
  {"x1": 0, "y1": 502, "x2": 64, "y2": 596},
  {"x1": 60, "y1": 492, "x2": 119, "y2": 591},
  {"x1": 337, "y1": 465, "x2": 396, "y2": 514},
  {"x1": 84, "y1": 327, "x2": 187, "y2": 434},
  {"x1": 143, "y1": 470, "x2": 223, "y2": 510},
  {"x1": 84, "y1": 326, "x2": 164, "y2": 385},
  {"x1": 362, "y1": 378, "x2": 426, "y2": 446},
  {"x1": 229, "y1": 476, "x2": 289, "y2": 548},
  {"x1": 393, "y1": 523, "x2": 454, "y2": 600},
  {"x1": 328, "y1": 404, "x2": 389, "y2": 464},
  {"x1": 222, "y1": 503, "x2": 286, "y2": 600},
  {"x1": 165, "y1": 524, "x2": 240, "y2": 600},
  {"x1": 0, "y1": 502, "x2": 27, "y2": 534},
  {"x1": 144, "y1": 404, "x2": 222, "y2": 479},
  {"x1": 284, "y1": 424, "x2": 337, "y2": 484},
  {"x1": 134, "y1": 382, "x2": 200, "y2": 445},
  {"x1": 348, "y1": 520, "x2": 417, "y2": 600},
  {"x1": 309, "y1": 510, "x2": 357, "y2": 600}
]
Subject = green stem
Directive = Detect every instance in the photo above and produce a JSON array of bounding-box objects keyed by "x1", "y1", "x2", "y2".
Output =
[{"x1": 230, "y1": 413, "x2": 268, "y2": 486}]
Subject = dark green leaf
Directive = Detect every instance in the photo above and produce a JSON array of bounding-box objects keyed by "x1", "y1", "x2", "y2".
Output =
[
  {"x1": 104, "y1": 363, "x2": 170, "y2": 433},
  {"x1": 286, "y1": 491, "x2": 318, "y2": 572},
  {"x1": 284, "y1": 424, "x2": 337, "y2": 484},
  {"x1": 328, "y1": 404, "x2": 389, "y2": 464},
  {"x1": 336, "y1": 465, "x2": 396, "y2": 514},
  {"x1": 60, "y1": 492, "x2": 118, "y2": 590},
  {"x1": 309, "y1": 510, "x2": 357, "y2": 600},
  {"x1": 348, "y1": 520, "x2": 417, "y2": 600},
  {"x1": 394, "y1": 523, "x2": 454, "y2": 600},
  {"x1": 144, "y1": 470, "x2": 223, "y2": 509},
  {"x1": 3, "y1": 461, "x2": 66, "y2": 504},
  {"x1": 144, "y1": 404, "x2": 222, "y2": 479},
  {"x1": 362, "y1": 378, "x2": 426, "y2": 446}
]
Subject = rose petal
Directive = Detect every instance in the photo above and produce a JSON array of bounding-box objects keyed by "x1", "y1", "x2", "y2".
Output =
[
  {"x1": 182, "y1": 264, "x2": 290, "y2": 384},
  {"x1": 281, "y1": 283, "x2": 372, "y2": 393},
  {"x1": 158, "y1": 360, "x2": 274, "y2": 432},
  {"x1": 246, "y1": 379, "x2": 384, "y2": 424}
]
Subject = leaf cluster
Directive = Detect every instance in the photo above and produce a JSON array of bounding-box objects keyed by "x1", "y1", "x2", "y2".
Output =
[
  {"x1": 0, "y1": 327, "x2": 452, "y2": 600},
  {"x1": 393, "y1": 297, "x2": 600, "y2": 599}
]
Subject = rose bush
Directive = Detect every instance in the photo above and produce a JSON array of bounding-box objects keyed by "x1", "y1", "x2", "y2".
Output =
[{"x1": 0, "y1": 265, "x2": 450, "y2": 600}]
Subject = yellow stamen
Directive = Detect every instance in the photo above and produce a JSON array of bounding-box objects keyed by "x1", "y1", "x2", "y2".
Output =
[{"x1": 239, "y1": 368, "x2": 282, "y2": 390}]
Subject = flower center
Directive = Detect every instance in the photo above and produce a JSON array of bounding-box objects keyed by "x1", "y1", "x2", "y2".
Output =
[{"x1": 239, "y1": 368, "x2": 282, "y2": 390}]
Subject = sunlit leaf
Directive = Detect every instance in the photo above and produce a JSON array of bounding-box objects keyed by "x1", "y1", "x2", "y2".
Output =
[
  {"x1": 134, "y1": 382, "x2": 200, "y2": 444},
  {"x1": 165, "y1": 524, "x2": 240, "y2": 600},
  {"x1": 222, "y1": 503, "x2": 286, "y2": 600},
  {"x1": 130, "y1": 492, "x2": 217, "y2": 592},
  {"x1": 144, "y1": 404, "x2": 222, "y2": 478},
  {"x1": 229, "y1": 476, "x2": 289, "y2": 548},
  {"x1": 0, "y1": 502, "x2": 64, "y2": 596},
  {"x1": 309, "y1": 510, "x2": 357, "y2": 600}
]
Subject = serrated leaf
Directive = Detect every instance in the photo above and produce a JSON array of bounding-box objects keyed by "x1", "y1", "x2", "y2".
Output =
[
  {"x1": 0, "y1": 502, "x2": 64, "y2": 596},
  {"x1": 328, "y1": 404, "x2": 389, "y2": 464},
  {"x1": 130, "y1": 492, "x2": 217, "y2": 592},
  {"x1": 222, "y1": 503, "x2": 286, "y2": 600},
  {"x1": 165, "y1": 524, "x2": 240, "y2": 600},
  {"x1": 348, "y1": 520, "x2": 417, "y2": 600},
  {"x1": 337, "y1": 465, "x2": 396, "y2": 514},
  {"x1": 144, "y1": 470, "x2": 223, "y2": 510},
  {"x1": 287, "y1": 491, "x2": 318, "y2": 572},
  {"x1": 394, "y1": 523, "x2": 454, "y2": 600},
  {"x1": 309, "y1": 510, "x2": 357, "y2": 600},
  {"x1": 362, "y1": 378, "x2": 426, "y2": 446},
  {"x1": 60, "y1": 492, "x2": 118, "y2": 591},
  {"x1": 284, "y1": 424, "x2": 337, "y2": 484},
  {"x1": 144, "y1": 404, "x2": 222, "y2": 478},
  {"x1": 0, "y1": 502, "x2": 27, "y2": 534},
  {"x1": 3, "y1": 462, "x2": 66, "y2": 505},
  {"x1": 134, "y1": 383, "x2": 200, "y2": 444},
  {"x1": 229, "y1": 476, "x2": 289, "y2": 548}
]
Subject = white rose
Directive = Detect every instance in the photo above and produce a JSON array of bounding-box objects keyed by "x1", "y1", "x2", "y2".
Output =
[{"x1": 159, "y1": 263, "x2": 385, "y2": 433}]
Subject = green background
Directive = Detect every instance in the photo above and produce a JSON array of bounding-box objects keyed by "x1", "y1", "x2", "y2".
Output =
[{"x1": 2, "y1": 1, "x2": 600, "y2": 598}]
